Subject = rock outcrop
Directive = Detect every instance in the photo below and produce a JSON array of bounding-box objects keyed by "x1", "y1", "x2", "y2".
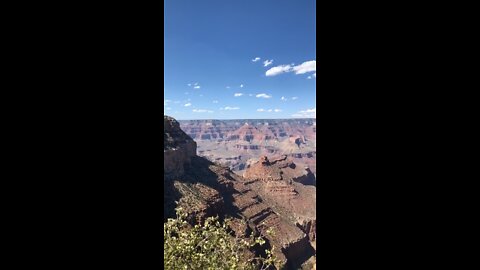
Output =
[
  {"x1": 164, "y1": 116, "x2": 196, "y2": 179},
  {"x1": 243, "y1": 156, "x2": 317, "y2": 250}
]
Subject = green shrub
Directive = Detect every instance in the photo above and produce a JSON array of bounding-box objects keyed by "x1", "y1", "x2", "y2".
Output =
[{"x1": 164, "y1": 208, "x2": 278, "y2": 270}]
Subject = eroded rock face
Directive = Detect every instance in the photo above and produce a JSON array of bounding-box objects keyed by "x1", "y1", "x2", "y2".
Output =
[
  {"x1": 243, "y1": 155, "x2": 317, "y2": 254},
  {"x1": 164, "y1": 116, "x2": 196, "y2": 179},
  {"x1": 163, "y1": 116, "x2": 316, "y2": 269},
  {"x1": 230, "y1": 179, "x2": 314, "y2": 269},
  {"x1": 178, "y1": 118, "x2": 317, "y2": 176},
  {"x1": 244, "y1": 155, "x2": 316, "y2": 186}
]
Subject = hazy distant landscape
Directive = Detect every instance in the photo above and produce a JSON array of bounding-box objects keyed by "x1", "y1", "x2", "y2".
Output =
[{"x1": 179, "y1": 118, "x2": 316, "y2": 177}]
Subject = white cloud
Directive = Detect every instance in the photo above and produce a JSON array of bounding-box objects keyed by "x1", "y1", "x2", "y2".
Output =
[
  {"x1": 307, "y1": 76, "x2": 312, "y2": 79},
  {"x1": 252, "y1": 57, "x2": 261, "y2": 62},
  {"x1": 222, "y1": 106, "x2": 239, "y2": 110},
  {"x1": 165, "y1": 107, "x2": 171, "y2": 110},
  {"x1": 292, "y1": 60, "x2": 316, "y2": 74},
  {"x1": 194, "y1": 82, "x2": 199, "y2": 86},
  {"x1": 281, "y1": 96, "x2": 287, "y2": 101},
  {"x1": 187, "y1": 83, "x2": 191, "y2": 86},
  {"x1": 256, "y1": 93, "x2": 272, "y2": 99},
  {"x1": 263, "y1": 59, "x2": 273, "y2": 67},
  {"x1": 292, "y1": 108, "x2": 316, "y2": 118},
  {"x1": 212, "y1": 100, "x2": 219, "y2": 103},
  {"x1": 257, "y1": 108, "x2": 265, "y2": 112},
  {"x1": 234, "y1": 93, "x2": 244, "y2": 97},
  {"x1": 184, "y1": 103, "x2": 192, "y2": 107},
  {"x1": 240, "y1": 84, "x2": 244, "y2": 88},
  {"x1": 164, "y1": 99, "x2": 172, "y2": 105},
  {"x1": 268, "y1": 109, "x2": 273, "y2": 112},
  {"x1": 313, "y1": 73, "x2": 316, "y2": 77},
  {"x1": 193, "y1": 109, "x2": 213, "y2": 113},
  {"x1": 265, "y1": 60, "x2": 316, "y2": 77},
  {"x1": 194, "y1": 86, "x2": 201, "y2": 89},
  {"x1": 274, "y1": 109, "x2": 282, "y2": 112},
  {"x1": 265, "y1": 64, "x2": 293, "y2": 76},
  {"x1": 291, "y1": 97, "x2": 298, "y2": 100}
]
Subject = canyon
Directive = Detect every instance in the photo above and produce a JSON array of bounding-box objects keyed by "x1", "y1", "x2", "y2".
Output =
[
  {"x1": 178, "y1": 118, "x2": 317, "y2": 179},
  {"x1": 165, "y1": 116, "x2": 317, "y2": 269}
]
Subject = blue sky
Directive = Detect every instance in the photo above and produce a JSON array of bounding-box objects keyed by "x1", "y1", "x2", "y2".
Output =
[{"x1": 164, "y1": 0, "x2": 316, "y2": 120}]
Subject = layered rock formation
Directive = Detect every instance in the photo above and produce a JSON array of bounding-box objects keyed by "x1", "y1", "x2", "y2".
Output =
[
  {"x1": 178, "y1": 119, "x2": 316, "y2": 177},
  {"x1": 243, "y1": 156, "x2": 317, "y2": 245},
  {"x1": 164, "y1": 116, "x2": 316, "y2": 269}
]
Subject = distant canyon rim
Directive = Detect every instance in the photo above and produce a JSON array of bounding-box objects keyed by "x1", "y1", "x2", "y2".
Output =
[{"x1": 178, "y1": 118, "x2": 316, "y2": 179}]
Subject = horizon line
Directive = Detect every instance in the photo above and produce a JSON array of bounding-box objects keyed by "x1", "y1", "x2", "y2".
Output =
[{"x1": 166, "y1": 116, "x2": 316, "y2": 121}]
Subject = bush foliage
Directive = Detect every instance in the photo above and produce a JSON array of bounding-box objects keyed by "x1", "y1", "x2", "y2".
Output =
[{"x1": 164, "y1": 208, "x2": 278, "y2": 270}]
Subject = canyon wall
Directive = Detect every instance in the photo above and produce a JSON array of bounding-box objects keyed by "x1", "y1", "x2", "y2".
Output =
[{"x1": 164, "y1": 116, "x2": 316, "y2": 269}]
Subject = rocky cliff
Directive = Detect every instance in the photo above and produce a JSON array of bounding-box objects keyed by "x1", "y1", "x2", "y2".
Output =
[
  {"x1": 243, "y1": 156, "x2": 317, "y2": 245},
  {"x1": 164, "y1": 116, "x2": 197, "y2": 179},
  {"x1": 164, "y1": 116, "x2": 316, "y2": 269}
]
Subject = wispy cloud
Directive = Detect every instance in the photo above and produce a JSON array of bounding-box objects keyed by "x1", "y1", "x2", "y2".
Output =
[
  {"x1": 256, "y1": 93, "x2": 272, "y2": 99},
  {"x1": 292, "y1": 108, "x2": 316, "y2": 118},
  {"x1": 265, "y1": 65, "x2": 293, "y2": 76},
  {"x1": 252, "y1": 57, "x2": 261, "y2": 62},
  {"x1": 257, "y1": 108, "x2": 281, "y2": 113},
  {"x1": 187, "y1": 82, "x2": 201, "y2": 89},
  {"x1": 165, "y1": 107, "x2": 171, "y2": 110},
  {"x1": 184, "y1": 103, "x2": 192, "y2": 107},
  {"x1": 212, "y1": 100, "x2": 219, "y2": 104},
  {"x1": 249, "y1": 94, "x2": 253, "y2": 96},
  {"x1": 291, "y1": 97, "x2": 298, "y2": 100},
  {"x1": 193, "y1": 109, "x2": 213, "y2": 113},
  {"x1": 221, "y1": 106, "x2": 240, "y2": 110},
  {"x1": 263, "y1": 59, "x2": 273, "y2": 67},
  {"x1": 234, "y1": 93, "x2": 244, "y2": 97},
  {"x1": 164, "y1": 99, "x2": 172, "y2": 105},
  {"x1": 313, "y1": 73, "x2": 316, "y2": 77},
  {"x1": 240, "y1": 84, "x2": 244, "y2": 88},
  {"x1": 226, "y1": 86, "x2": 230, "y2": 89},
  {"x1": 281, "y1": 96, "x2": 287, "y2": 101}
]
